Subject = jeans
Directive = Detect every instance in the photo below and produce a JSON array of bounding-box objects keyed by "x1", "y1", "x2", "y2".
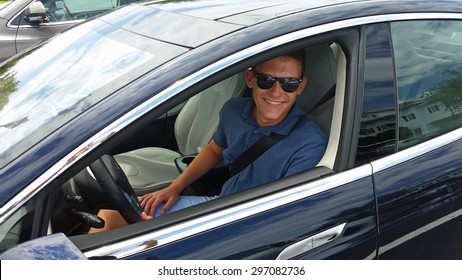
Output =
[{"x1": 154, "y1": 195, "x2": 218, "y2": 217}]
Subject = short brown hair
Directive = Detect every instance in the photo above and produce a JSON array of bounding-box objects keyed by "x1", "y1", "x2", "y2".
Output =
[{"x1": 253, "y1": 50, "x2": 306, "y2": 77}]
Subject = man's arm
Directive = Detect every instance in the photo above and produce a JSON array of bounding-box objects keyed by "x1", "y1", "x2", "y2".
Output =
[{"x1": 139, "y1": 139, "x2": 224, "y2": 216}]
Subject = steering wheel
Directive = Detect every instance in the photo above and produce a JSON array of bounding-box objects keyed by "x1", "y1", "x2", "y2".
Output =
[{"x1": 89, "y1": 155, "x2": 142, "y2": 224}]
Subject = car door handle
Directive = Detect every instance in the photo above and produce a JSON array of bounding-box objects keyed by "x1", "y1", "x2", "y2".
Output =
[{"x1": 276, "y1": 222, "x2": 347, "y2": 260}]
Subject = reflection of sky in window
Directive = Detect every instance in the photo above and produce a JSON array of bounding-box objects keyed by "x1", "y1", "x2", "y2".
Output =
[
  {"x1": 363, "y1": 23, "x2": 395, "y2": 113},
  {"x1": 391, "y1": 20, "x2": 462, "y2": 100},
  {"x1": 0, "y1": 20, "x2": 153, "y2": 157}
]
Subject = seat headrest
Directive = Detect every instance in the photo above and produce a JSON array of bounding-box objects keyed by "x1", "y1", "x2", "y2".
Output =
[{"x1": 297, "y1": 43, "x2": 337, "y2": 113}]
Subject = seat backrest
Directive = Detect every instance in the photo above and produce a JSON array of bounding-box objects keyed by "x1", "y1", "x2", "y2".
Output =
[
  {"x1": 297, "y1": 43, "x2": 338, "y2": 138},
  {"x1": 174, "y1": 73, "x2": 246, "y2": 155}
]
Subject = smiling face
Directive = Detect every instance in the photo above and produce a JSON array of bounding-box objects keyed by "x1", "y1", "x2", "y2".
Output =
[{"x1": 245, "y1": 55, "x2": 307, "y2": 127}]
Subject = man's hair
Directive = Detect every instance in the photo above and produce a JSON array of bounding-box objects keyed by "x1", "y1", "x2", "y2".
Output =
[
  {"x1": 287, "y1": 49, "x2": 306, "y2": 77},
  {"x1": 253, "y1": 49, "x2": 306, "y2": 77}
]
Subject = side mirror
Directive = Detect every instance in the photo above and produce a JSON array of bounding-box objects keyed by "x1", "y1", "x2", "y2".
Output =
[{"x1": 24, "y1": 2, "x2": 47, "y2": 24}]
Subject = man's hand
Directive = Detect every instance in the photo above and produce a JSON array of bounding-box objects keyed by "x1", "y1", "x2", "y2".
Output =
[
  {"x1": 139, "y1": 187, "x2": 180, "y2": 217},
  {"x1": 138, "y1": 140, "x2": 224, "y2": 218},
  {"x1": 141, "y1": 212, "x2": 153, "y2": 220}
]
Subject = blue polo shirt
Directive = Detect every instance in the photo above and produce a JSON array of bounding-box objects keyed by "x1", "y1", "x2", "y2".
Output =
[{"x1": 213, "y1": 98, "x2": 327, "y2": 196}]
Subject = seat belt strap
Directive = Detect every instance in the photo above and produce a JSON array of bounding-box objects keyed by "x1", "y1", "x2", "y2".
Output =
[{"x1": 229, "y1": 132, "x2": 284, "y2": 177}]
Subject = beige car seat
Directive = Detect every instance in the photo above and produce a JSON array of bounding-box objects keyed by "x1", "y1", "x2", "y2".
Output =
[{"x1": 115, "y1": 73, "x2": 246, "y2": 194}]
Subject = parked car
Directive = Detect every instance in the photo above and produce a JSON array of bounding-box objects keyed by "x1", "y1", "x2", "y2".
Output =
[
  {"x1": 0, "y1": 0, "x2": 140, "y2": 62},
  {"x1": 1, "y1": 0, "x2": 462, "y2": 260}
]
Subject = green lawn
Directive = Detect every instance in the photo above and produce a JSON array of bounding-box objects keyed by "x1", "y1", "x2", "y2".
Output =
[{"x1": 0, "y1": 0, "x2": 10, "y2": 4}]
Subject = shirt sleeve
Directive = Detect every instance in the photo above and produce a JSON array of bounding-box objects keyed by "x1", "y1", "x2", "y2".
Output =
[
  {"x1": 212, "y1": 102, "x2": 229, "y2": 149},
  {"x1": 284, "y1": 139, "x2": 327, "y2": 177},
  {"x1": 283, "y1": 121, "x2": 328, "y2": 177}
]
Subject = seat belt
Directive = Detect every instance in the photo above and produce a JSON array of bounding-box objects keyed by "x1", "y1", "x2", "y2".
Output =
[
  {"x1": 306, "y1": 83, "x2": 336, "y2": 114},
  {"x1": 229, "y1": 132, "x2": 284, "y2": 177}
]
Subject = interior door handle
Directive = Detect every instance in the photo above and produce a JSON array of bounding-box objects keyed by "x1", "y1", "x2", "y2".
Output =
[{"x1": 276, "y1": 222, "x2": 347, "y2": 260}]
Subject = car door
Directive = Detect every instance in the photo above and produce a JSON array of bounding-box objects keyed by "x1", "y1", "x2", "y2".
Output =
[
  {"x1": 73, "y1": 27, "x2": 379, "y2": 260},
  {"x1": 0, "y1": 26, "x2": 379, "y2": 259},
  {"x1": 361, "y1": 21, "x2": 462, "y2": 259}
]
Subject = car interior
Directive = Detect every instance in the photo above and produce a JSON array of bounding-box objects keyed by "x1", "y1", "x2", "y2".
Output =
[
  {"x1": 114, "y1": 42, "x2": 342, "y2": 196},
  {"x1": 114, "y1": 73, "x2": 247, "y2": 195},
  {"x1": 61, "y1": 42, "x2": 344, "y2": 234}
]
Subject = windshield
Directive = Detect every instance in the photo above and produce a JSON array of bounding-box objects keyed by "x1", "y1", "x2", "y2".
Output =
[{"x1": 0, "y1": 17, "x2": 187, "y2": 168}]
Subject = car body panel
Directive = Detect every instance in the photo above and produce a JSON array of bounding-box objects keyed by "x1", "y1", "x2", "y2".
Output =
[
  {"x1": 13, "y1": 18, "x2": 76, "y2": 55},
  {"x1": 0, "y1": 0, "x2": 462, "y2": 260},
  {"x1": 152, "y1": 0, "x2": 376, "y2": 26},
  {"x1": 0, "y1": 17, "x2": 16, "y2": 59},
  {"x1": 123, "y1": 169, "x2": 377, "y2": 260},
  {"x1": 375, "y1": 135, "x2": 462, "y2": 259},
  {"x1": 102, "y1": 4, "x2": 244, "y2": 48}
]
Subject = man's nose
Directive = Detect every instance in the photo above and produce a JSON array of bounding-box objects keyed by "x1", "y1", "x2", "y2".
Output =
[{"x1": 269, "y1": 80, "x2": 285, "y2": 95}]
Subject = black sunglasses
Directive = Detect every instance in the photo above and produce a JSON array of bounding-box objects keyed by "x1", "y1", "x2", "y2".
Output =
[{"x1": 253, "y1": 70, "x2": 302, "y2": 93}]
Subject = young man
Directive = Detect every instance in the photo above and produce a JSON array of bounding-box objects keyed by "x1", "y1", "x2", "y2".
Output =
[{"x1": 91, "y1": 51, "x2": 327, "y2": 231}]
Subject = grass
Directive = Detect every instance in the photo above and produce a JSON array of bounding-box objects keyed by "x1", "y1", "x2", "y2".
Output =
[{"x1": 0, "y1": 0, "x2": 10, "y2": 4}]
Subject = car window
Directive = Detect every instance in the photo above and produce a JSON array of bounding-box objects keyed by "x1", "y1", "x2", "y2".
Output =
[{"x1": 391, "y1": 20, "x2": 462, "y2": 150}]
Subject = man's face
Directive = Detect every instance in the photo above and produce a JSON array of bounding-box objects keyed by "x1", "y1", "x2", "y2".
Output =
[{"x1": 245, "y1": 56, "x2": 307, "y2": 127}]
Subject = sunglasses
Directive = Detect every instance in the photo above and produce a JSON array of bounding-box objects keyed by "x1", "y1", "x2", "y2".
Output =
[{"x1": 253, "y1": 70, "x2": 303, "y2": 93}]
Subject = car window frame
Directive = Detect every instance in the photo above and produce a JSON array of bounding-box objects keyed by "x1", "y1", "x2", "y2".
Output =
[{"x1": 69, "y1": 27, "x2": 360, "y2": 258}]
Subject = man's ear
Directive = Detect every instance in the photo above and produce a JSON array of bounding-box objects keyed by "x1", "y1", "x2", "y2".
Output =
[
  {"x1": 297, "y1": 76, "x2": 308, "y2": 95},
  {"x1": 244, "y1": 69, "x2": 254, "y2": 88}
]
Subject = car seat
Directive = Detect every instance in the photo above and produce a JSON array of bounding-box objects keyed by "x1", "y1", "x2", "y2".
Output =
[
  {"x1": 115, "y1": 73, "x2": 246, "y2": 195},
  {"x1": 298, "y1": 43, "x2": 338, "y2": 138},
  {"x1": 298, "y1": 42, "x2": 346, "y2": 170}
]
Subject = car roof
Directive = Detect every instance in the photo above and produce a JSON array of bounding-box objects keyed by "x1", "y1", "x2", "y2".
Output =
[
  {"x1": 147, "y1": 0, "x2": 375, "y2": 24},
  {"x1": 146, "y1": 0, "x2": 462, "y2": 25},
  {"x1": 104, "y1": 0, "x2": 462, "y2": 49}
]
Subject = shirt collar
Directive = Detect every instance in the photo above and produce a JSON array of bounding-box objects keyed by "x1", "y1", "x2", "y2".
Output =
[{"x1": 242, "y1": 99, "x2": 303, "y2": 136}]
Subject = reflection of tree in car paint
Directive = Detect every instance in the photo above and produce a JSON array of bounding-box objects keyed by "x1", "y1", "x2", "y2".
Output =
[{"x1": 0, "y1": 61, "x2": 18, "y2": 111}]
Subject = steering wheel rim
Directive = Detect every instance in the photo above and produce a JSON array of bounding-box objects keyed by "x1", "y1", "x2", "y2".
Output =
[{"x1": 89, "y1": 155, "x2": 142, "y2": 224}]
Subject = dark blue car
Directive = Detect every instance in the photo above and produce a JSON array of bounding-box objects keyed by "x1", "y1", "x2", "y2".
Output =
[{"x1": 1, "y1": 0, "x2": 462, "y2": 260}]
